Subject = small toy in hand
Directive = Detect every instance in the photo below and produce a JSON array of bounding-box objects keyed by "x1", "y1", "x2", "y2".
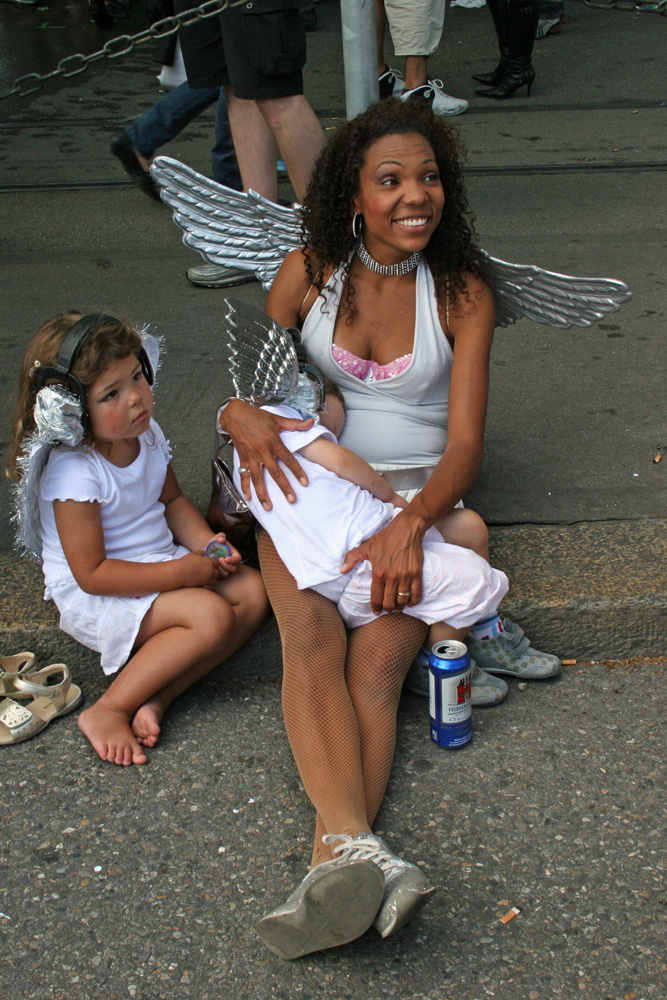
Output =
[{"x1": 206, "y1": 539, "x2": 232, "y2": 560}]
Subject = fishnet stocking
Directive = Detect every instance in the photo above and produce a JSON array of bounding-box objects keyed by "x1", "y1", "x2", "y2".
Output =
[{"x1": 257, "y1": 531, "x2": 427, "y2": 868}]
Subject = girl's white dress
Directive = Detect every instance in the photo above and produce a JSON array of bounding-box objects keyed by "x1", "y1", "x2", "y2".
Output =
[{"x1": 38, "y1": 419, "x2": 188, "y2": 675}]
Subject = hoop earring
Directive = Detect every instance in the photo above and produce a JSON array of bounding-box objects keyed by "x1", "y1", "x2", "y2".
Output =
[{"x1": 352, "y1": 212, "x2": 362, "y2": 239}]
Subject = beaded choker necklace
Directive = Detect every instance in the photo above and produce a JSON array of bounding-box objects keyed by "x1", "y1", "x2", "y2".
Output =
[{"x1": 355, "y1": 237, "x2": 421, "y2": 277}]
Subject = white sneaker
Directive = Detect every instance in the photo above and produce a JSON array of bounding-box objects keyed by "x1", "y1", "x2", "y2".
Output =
[
  {"x1": 402, "y1": 80, "x2": 468, "y2": 117},
  {"x1": 324, "y1": 833, "x2": 436, "y2": 939},
  {"x1": 378, "y1": 66, "x2": 405, "y2": 99},
  {"x1": 427, "y1": 79, "x2": 469, "y2": 116}
]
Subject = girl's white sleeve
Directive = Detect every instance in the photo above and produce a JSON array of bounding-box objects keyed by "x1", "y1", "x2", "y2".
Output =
[
  {"x1": 149, "y1": 418, "x2": 173, "y2": 464},
  {"x1": 40, "y1": 447, "x2": 105, "y2": 504}
]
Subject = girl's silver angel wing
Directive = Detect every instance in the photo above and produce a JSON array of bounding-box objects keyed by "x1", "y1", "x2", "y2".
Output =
[
  {"x1": 225, "y1": 298, "x2": 299, "y2": 404},
  {"x1": 149, "y1": 156, "x2": 302, "y2": 289},
  {"x1": 484, "y1": 252, "x2": 632, "y2": 329},
  {"x1": 151, "y1": 156, "x2": 631, "y2": 327}
]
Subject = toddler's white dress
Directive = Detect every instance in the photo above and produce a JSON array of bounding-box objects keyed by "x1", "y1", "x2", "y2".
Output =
[{"x1": 39, "y1": 419, "x2": 188, "y2": 674}]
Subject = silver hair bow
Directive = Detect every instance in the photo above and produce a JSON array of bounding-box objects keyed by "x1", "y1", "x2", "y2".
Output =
[{"x1": 33, "y1": 385, "x2": 86, "y2": 448}]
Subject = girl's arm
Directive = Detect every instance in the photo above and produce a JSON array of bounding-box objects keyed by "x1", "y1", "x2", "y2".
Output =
[
  {"x1": 341, "y1": 274, "x2": 494, "y2": 613},
  {"x1": 160, "y1": 464, "x2": 241, "y2": 576},
  {"x1": 298, "y1": 438, "x2": 405, "y2": 507},
  {"x1": 54, "y1": 498, "x2": 222, "y2": 596},
  {"x1": 221, "y1": 249, "x2": 320, "y2": 510}
]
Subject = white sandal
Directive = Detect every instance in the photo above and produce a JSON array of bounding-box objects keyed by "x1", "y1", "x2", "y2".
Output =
[{"x1": 0, "y1": 664, "x2": 82, "y2": 745}]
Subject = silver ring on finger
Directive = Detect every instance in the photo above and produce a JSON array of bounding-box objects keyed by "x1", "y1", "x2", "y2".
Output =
[{"x1": 239, "y1": 467, "x2": 251, "y2": 474}]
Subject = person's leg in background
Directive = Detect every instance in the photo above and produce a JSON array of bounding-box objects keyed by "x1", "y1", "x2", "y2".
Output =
[
  {"x1": 112, "y1": 80, "x2": 221, "y2": 200},
  {"x1": 475, "y1": 0, "x2": 540, "y2": 100},
  {"x1": 222, "y1": 3, "x2": 324, "y2": 205},
  {"x1": 383, "y1": 0, "x2": 468, "y2": 116},
  {"x1": 211, "y1": 86, "x2": 243, "y2": 189},
  {"x1": 536, "y1": 0, "x2": 565, "y2": 38}
]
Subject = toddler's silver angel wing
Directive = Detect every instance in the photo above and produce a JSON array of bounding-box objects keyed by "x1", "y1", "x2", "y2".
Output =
[
  {"x1": 150, "y1": 156, "x2": 302, "y2": 290},
  {"x1": 484, "y1": 253, "x2": 632, "y2": 329},
  {"x1": 225, "y1": 298, "x2": 299, "y2": 404},
  {"x1": 151, "y1": 157, "x2": 631, "y2": 327}
]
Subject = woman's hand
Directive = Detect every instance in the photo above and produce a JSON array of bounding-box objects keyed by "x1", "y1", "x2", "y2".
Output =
[
  {"x1": 341, "y1": 510, "x2": 427, "y2": 615},
  {"x1": 221, "y1": 400, "x2": 313, "y2": 510}
]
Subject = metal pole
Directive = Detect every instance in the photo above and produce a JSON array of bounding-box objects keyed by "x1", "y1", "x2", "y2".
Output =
[{"x1": 340, "y1": 0, "x2": 378, "y2": 120}]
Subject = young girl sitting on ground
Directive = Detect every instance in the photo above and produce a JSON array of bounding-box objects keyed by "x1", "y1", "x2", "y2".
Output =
[{"x1": 7, "y1": 311, "x2": 268, "y2": 766}]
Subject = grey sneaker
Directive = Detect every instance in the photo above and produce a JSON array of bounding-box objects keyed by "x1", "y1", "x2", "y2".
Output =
[
  {"x1": 186, "y1": 263, "x2": 258, "y2": 288},
  {"x1": 466, "y1": 617, "x2": 562, "y2": 679},
  {"x1": 325, "y1": 833, "x2": 436, "y2": 939},
  {"x1": 404, "y1": 647, "x2": 508, "y2": 706},
  {"x1": 255, "y1": 856, "x2": 384, "y2": 959}
]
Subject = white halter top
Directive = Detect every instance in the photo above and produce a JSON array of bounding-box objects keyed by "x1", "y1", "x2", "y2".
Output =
[{"x1": 300, "y1": 260, "x2": 453, "y2": 466}]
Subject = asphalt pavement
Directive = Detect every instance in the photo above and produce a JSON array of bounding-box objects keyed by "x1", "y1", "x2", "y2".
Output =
[{"x1": 0, "y1": 2, "x2": 665, "y2": 998}]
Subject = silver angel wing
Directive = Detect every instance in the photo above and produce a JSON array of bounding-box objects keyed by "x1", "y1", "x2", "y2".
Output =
[
  {"x1": 225, "y1": 298, "x2": 324, "y2": 419},
  {"x1": 484, "y1": 253, "x2": 632, "y2": 329},
  {"x1": 151, "y1": 156, "x2": 632, "y2": 328},
  {"x1": 150, "y1": 156, "x2": 302, "y2": 289},
  {"x1": 225, "y1": 298, "x2": 299, "y2": 404}
]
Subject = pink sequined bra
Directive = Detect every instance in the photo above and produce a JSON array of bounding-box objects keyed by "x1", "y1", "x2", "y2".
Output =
[{"x1": 332, "y1": 345, "x2": 412, "y2": 383}]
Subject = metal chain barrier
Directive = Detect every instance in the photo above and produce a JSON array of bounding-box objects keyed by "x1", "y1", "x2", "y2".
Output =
[
  {"x1": 0, "y1": 0, "x2": 247, "y2": 101},
  {"x1": 1, "y1": 0, "x2": 665, "y2": 101}
]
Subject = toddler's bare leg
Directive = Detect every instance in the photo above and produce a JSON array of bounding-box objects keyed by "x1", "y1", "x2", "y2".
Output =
[
  {"x1": 429, "y1": 510, "x2": 492, "y2": 647},
  {"x1": 78, "y1": 588, "x2": 240, "y2": 766},
  {"x1": 435, "y1": 508, "x2": 490, "y2": 560}
]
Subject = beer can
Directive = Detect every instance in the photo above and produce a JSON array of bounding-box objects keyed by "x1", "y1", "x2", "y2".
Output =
[{"x1": 429, "y1": 639, "x2": 472, "y2": 749}]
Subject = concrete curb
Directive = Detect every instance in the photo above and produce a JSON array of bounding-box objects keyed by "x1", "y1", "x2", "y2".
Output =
[{"x1": 2, "y1": 517, "x2": 664, "y2": 682}]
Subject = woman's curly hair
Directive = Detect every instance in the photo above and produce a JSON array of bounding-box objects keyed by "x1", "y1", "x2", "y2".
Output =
[{"x1": 300, "y1": 99, "x2": 488, "y2": 318}]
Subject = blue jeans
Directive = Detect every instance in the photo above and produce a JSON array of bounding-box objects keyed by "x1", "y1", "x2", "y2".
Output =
[{"x1": 125, "y1": 81, "x2": 242, "y2": 190}]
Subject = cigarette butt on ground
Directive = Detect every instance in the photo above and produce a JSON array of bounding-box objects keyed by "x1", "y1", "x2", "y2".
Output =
[
  {"x1": 654, "y1": 454, "x2": 662, "y2": 463},
  {"x1": 562, "y1": 659, "x2": 577, "y2": 666},
  {"x1": 500, "y1": 906, "x2": 521, "y2": 925}
]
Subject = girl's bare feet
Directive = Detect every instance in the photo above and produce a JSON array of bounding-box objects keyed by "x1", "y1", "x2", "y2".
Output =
[
  {"x1": 131, "y1": 696, "x2": 166, "y2": 747},
  {"x1": 78, "y1": 703, "x2": 148, "y2": 766}
]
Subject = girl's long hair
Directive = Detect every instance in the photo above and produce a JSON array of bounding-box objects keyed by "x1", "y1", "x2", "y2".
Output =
[
  {"x1": 300, "y1": 99, "x2": 488, "y2": 318},
  {"x1": 6, "y1": 311, "x2": 142, "y2": 480}
]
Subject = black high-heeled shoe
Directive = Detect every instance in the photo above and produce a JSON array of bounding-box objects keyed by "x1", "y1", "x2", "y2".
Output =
[
  {"x1": 475, "y1": 64, "x2": 535, "y2": 99},
  {"x1": 88, "y1": 0, "x2": 115, "y2": 29},
  {"x1": 472, "y1": 54, "x2": 510, "y2": 87}
]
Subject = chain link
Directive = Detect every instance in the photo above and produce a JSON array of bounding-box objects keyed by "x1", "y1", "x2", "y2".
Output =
[{"x1": 0, "y1": 0, "x2": 247, "y2": 102}]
